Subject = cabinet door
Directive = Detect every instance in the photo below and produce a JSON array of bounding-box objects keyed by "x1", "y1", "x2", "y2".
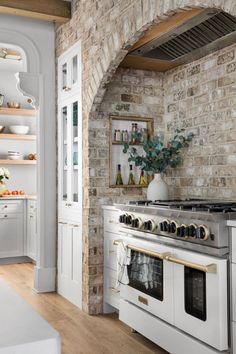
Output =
[
  {"x1": 0, "y1": 214, "x2": 24, "y2": 258},
  {"x1": 58, "y1": 98, "x2": 82, "y2": 214},
  {"x1": 58, "y1": 222, "x2": 82, "y2": 308},
  {"x1": 58, "y1": 41, "x2": 81, "y2": 101},
  {"x1": 27, "y1": 213, "x2": 37, "y2": 261}
]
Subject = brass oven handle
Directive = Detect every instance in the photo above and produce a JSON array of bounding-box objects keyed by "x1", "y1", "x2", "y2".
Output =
[
  {"x1": 113, "y1": 240, "x2": 170, "y2": 260},
  {"x1": 165, "y1": 254, "x2": 217, "y2": 273},
  {"x1": 109, "y1": 287, "x2": 120, "y2": 293}
]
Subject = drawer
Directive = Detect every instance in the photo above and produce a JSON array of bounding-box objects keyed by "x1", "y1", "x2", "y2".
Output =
[
  {"x1": 232, "y1": 228, "x2": 236, "y2": 263},
  {"x1": 104, "y1": 231, "x2": 118, "y2": 271},
  {"x1": 0, "y1": 200, "x2": 23, "y2": 214},
  {"x1": 104, "y1": 267, "x2": 120, "y2": 310},
  {"x1": 104, "y1": 209, "x2": 119, "y2": 233}
]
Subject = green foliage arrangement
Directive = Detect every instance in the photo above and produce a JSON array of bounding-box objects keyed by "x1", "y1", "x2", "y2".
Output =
[{"x1": 123, "y1": 129, "x2": 194, "y2": 174}]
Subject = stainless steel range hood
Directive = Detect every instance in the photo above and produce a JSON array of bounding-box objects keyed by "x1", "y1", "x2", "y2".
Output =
[{"x1": 127, "y1": 9, "x2": 236, "y2": 68}]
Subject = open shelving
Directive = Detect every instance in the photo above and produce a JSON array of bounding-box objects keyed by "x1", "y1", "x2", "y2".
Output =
[
  {"x1": 0, "y1": 107, "x2": 36, "y2": 117},
  {"x1": 0, "y1": 134, "x2": 36, "y2": 141},
  {"x1": 0, "y1": 160, "x2": 36, "y2": 165},
  {"x1": 109, "y1": 115, "x2": 153, "y2": 188}
]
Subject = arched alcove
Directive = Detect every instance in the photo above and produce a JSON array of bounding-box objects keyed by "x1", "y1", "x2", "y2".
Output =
[
  {"x1": 0, "y1": 15, "x2": 56, "y2": 293},
  {"x1": 68, "y1": 2, "x2": 236, "y2": 313}
]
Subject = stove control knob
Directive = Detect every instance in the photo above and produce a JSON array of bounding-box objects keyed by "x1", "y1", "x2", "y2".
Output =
[
  {"x1": 131, "y1": 217, "x2": 143, "y2": 229},
  {"x1": 170, "y1": 220, "x2": 180, "y2": 235},
  {"x1": 144, "y1": 219, "x2": 157, "y2": 232},
  {"x1": 119, "y1": 214, "x2": 127, "y2": 223},
  {"x1": 196, "y1": 225, "x2": 210, "y2": 241},
  {"x1": 159, "y1": 219, "x2": 170, "y2": 232},
  {"x1": 189, "y1": 223, "x2": 197, "y2": 238},
  {"x1": 177, "y1": 224, "x2": 189, "y2": 239},
  {"x1": 125, "y1": 214, "x2": 134, "y2": 225}
]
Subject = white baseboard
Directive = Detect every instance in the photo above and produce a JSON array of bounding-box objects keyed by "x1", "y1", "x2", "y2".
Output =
[{"x1": 33, "y1": 266, "x2": 56, "y2": 293}]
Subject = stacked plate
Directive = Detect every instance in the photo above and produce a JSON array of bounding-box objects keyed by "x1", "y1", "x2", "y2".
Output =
[{"x1": 8, "y1": 151, "x2": 21, "y2": 160}]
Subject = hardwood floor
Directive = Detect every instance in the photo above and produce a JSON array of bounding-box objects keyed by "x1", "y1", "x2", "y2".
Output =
[{"x1": 0, "y1": 263, "x2": 168, "y2": 354}]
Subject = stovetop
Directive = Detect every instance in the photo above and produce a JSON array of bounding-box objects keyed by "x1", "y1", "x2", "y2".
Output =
[{"x1": 128, "y1": 199, "x2": 236, "y2": 213}]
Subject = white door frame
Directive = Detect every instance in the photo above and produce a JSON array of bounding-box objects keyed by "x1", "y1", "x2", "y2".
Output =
[{"x1": 0, "y1": 24, "x2": 56, "y2": 292}]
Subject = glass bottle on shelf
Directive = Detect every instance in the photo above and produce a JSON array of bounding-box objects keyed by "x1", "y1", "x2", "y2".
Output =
[
  {"x1": 131, "y1": 123, "x2": 138, "y2": 143},
  {"x1": 122, "y1": 130, "x2": 129, "y2": 142},
  {"x1": 128, "y1": 165, "x2": 135, "y2": 185},
  {"x1": 115, "y1": 164, "x2": 123, "y2": 185},
  {"x1": 139, "y1": 170, "x2": 147, "y2": 185}
]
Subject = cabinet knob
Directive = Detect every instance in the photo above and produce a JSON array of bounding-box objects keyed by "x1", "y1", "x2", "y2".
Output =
[
  {"x1": 4, "y1": 205, "x2": 8, "y2": 208},
  {"x1": 4, "y1": 215, "x2": 7, "y2": 218},
  {"x1": 63, "y1": 86, "x2": 71, "y2": 92}
]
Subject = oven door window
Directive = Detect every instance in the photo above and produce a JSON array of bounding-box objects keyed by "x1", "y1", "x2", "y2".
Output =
[
  {"x1": 127, "y1": 250, "x2": 163, "y2": 301},
  {"x1": 184, "y1": 266, "x2": 206, "y2": 321}
]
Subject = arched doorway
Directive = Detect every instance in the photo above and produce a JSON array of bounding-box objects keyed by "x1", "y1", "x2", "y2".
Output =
[{"x1": 0, "y1": 15, "x2": 56, "y2": 292}]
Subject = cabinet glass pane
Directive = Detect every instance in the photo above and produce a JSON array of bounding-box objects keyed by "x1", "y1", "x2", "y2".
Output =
[
  {"x1": 72, "y1": 55, "x2": 78, "y2": 85},
  {"x1": 72, "y1": 101, "x2": 78, "y2": 203},
  {"x1": 62, "y1": 63, "x2": 67, "y2": 90},
  {"x1": 62, "y1": 106, "x2": 68, "y2": 202}
]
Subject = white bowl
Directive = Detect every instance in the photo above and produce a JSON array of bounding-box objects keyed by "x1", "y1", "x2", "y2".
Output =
[
  {"x1": 8, "y1": 155, "x2": 21, "y2": 160},
  {"x1": 9, "y1": 125, "x2": 29, "y2": 135}
]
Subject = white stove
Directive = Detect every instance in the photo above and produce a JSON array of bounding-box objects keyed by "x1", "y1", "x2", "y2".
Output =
[{"x1": 114, "y1": 199, "x2": 236, "y2": 354}]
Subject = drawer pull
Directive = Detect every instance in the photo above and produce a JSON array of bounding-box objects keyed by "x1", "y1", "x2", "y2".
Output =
[
  {"x1": 58, "y1": 221, "x2": 67, "y2": 225},
  {"x1": 69, "y1": 224, "x2": 80, "y2": 227},
  {"x1": 138, "y1": 295, "x2": 148, "y2": 306},
  {"x1": 4, "y1": 205, "x2": 8, "y2": 208},
  {"x1": 109, "y1": 287, "x2": 120, "y2": 294}
]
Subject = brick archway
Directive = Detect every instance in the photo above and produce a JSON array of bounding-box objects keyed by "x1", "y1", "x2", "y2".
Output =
[{"x1": 56, "y1": 0, "x2": 236, "y2": 313}]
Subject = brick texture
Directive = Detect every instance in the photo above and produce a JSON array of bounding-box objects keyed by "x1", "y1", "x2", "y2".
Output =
[{"x1": 56, "y1": 0, "x2": 236, "y2": 314}]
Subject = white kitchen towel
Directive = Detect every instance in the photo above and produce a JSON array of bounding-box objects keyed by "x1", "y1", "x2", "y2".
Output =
[{"x1": 116, "y1": 241, "x2": 131, "y2": 287}]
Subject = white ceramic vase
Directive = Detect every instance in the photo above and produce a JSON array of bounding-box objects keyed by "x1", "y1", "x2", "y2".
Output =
[{"x1": 147, "y1": 173, "x2": 169, "y2": 201}]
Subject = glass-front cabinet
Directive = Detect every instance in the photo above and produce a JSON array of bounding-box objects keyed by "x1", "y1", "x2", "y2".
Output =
[
  {"x1": 58, "y1": 42, "x2": 81, "y2": 101},
  {"x1": 58, "y1": 98, "x2": 82, "y2": 216}
]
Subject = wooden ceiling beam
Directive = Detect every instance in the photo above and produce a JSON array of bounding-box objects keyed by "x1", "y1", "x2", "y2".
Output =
[{"x1": 0, "y1": 0, "x2": 71, "y2": 23}]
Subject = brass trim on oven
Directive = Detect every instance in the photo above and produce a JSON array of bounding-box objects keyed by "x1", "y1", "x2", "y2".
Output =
[
  {"x1": 109, "y1": 287, "x2": 120, "y2": 294},
  {"x1": 165, "y1": 254, "x2": 217, "y2": 273},
  {"x1": 138, "y1": 295, "x2": 148, "y2": 306},
  {"x1": 113, "y1": 240, "x2": 170, "y2": 260}
]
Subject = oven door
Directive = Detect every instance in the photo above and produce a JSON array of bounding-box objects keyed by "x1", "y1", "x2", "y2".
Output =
[
  {"x1": 118, "y1": 233, "x2": 174, "y2": 324},
  {"x1": 166, "y1": 248, "x2": 228, "y2": 351}
]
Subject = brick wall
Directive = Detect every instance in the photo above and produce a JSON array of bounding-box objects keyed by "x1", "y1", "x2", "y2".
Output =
[
  {"x1": 164, "y1": 44, "x2": 236, "y2": 200},
  {"x1": 56, "y1": 0, "x2": 236, "y2": 313}
]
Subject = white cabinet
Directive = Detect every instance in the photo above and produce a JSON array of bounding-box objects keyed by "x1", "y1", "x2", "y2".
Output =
[
  {"x1": 103, "y1": 206, "x2": 120, "y2": 312},
  {"x1": 57, "y1": 221, "x2": 82, "y2": 308},
  {"x1": 57, "y1": 40, "x2": 82, "y2": 308},
  {"x1": 27, "y1": 200, "x2": 37, "y2": 261},
  {"x1": 58, "y1": 42, "x2": 81, "y2": 103},
  {"x1": 0, "y1": 200, "x2": 24, "y2": 258}
]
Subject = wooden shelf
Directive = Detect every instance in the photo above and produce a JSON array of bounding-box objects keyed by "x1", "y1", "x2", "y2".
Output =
[
  {"x1": 0, "y1": 134, "x2": 36, "y2": 141},
  {"x1": 0, "y1": 160, "x2": 36, "y2": 165},
  {"x1": 0, "y1": 107, "x2": 36, "y2": 117},
  {"x1": 110, "y1": 184, "x2": 147, "y2": 188},
  {"x1": 112, "y1": 141, "x2": 143, "y2": 146}
]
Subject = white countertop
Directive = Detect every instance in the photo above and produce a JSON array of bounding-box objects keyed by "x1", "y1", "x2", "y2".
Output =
[
  {"x1": 227, "y1": 220, "x2": 236, "y2": 227},
  {"x1": 0, "y1": 279, "x2": 60, "y2": 353},
  {"x1": 0, "y1": 195, "x2": 37, "y2": 201}
]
